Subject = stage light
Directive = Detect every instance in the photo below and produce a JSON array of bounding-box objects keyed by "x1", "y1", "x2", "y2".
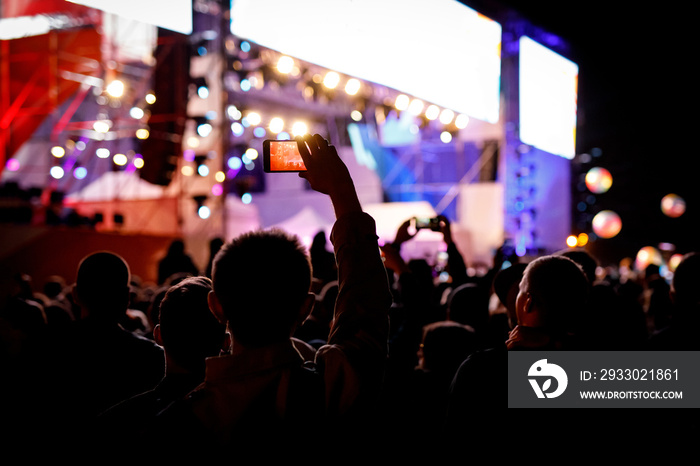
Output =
[
  {"x1": 227, "y1": 105, "x2": 242, "y2": 120},
  {"x1": 145, "y1": 93, "x2": 156, "y2": 105},
  {"x1": 455, "y1": 113, "x2": 470, "y2": 129},
  {"x1": 345, "y1": 78, "x2": 361, "y2": 96},
  {"x1": 277, "y1": 55, "x2": 295, "y2": 74},
  {"x1": 93, "y1": 120, "x2": 111, "y2": 133},
  {"x1": 50, "y1": 166, "x2": 64, "y2": 179},
  {"x1": 661, "y1": 193, "x2": 686, "y2": 218},
  {"x1": 245, "y1": 148, "x2": 259, "y2": 160},
  {"x1": 240, "y1": 79, "x2": 251, "y2": 92},
  {"x1": 5, "y1": 158, "x2": 20, "y2": 171},
  {"x1": 323, "y1": 71, "x2": 340, "y2": 89},
  {"x1": 592, "y1": 210, "x2": 622, "y2": 239},
  {"x1": 228, "y1": 156, "x2": 242, "y2": 170},
  {"x1": 408, "y1": 99, "x2": 424, "y2": 116},
  {"x1": 198, "y1": 205, "x2": 211, "y2": 219},
  {"x1": 215, "y1": 171, "x2": 226, "y2": 183},
  {"x1": 292, "y1": 121, "x2": 308, "y2": 137},
  {"x1": 197, "y1": 164, "x2": 209, "y2": 176},
  {"x1": 51, "y1": 146, "x2": 65, "y2": 158},
  {"x1": 351, "y1": 110, "x2": 363, "y2": 121},
  {"x1": 106, "y1": 79, "x2": 125, "y2": 98},
  {"x1": 439, "y1": 109, "x2": 455, "y2": 125},
  {"x1": 635, "y1": 246, "x2": 662, "y2": 271},
  {"x1": 395, "y1": 94, "x2": 409, "y2": 111},
  {"x1": 241, "y1": 193, "x2": 252, "y2": 204},
  {"x1": 181, "y1": 165, "x2": 194, "y2": 176},
  {"x1": 135, "y1": 128, "x2": 150, "y2": 139},
  {"x1": 196, "y1": 121, "x2": 213, "y2": 138},
  {"x1": 113, "y1": 153, "x2": 128, "y2": 166},
  {"x1": 585, "y1": 167, "x2": 613, "y2": 194},
  {"x1": 425, "y1": 105, "x2": 440, "y2": 120},
  {"x1": 73, "y1": 166, "x2": 87, "y2": 180},
  {"x1": 566, "y1": 235, "x2": 578, "y2": 248},
  {"x1": 133, "y1": 157, "x2": 144, "y2": 169},
  {"x1": 130, "y1": 107, "x2": 145, "y2": 119},
  {"x1": 245, "y1": 112, "x2": 261, "y2": 126},
  {"x1": 577, "y1": 233, "x2": 589, "y2": 247},
  {"x1": 96, "y1": 148, "x2": 110, "y2": 158},
  {"x1": 269, "y1": 117, "x2": 284, "y2": 134},
  {"x1": 440, "y1": 131, "x2": 452, "y2": 143},
  {"x1": 231, "y1": 122, "x2": 245, "y2": 136}
]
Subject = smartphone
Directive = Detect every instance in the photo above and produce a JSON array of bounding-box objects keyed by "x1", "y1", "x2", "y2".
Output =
[
  {"x1": 414, "y1": 217, "x2": 441, "y2": 231},
  {"x1": 263, "y1": 139, "x2": 307, "y2": 173}
]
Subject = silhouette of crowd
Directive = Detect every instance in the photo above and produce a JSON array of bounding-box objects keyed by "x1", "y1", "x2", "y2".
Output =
[{"x1": 2, "y1": 135, "x2": 699, "y2": 457}]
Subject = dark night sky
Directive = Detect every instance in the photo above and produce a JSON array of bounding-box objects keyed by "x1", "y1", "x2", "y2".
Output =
[{"x1": 468, "y1": 1, "x2": 699, "y2": 265}]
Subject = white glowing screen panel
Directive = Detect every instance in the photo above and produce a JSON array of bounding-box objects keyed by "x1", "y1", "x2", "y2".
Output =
[
  {"x1": 67, "y1": 0, "x2": 193, "y2": 34},
  {"x1": 230, "y1": 0, "x2": 502, "y2": 123},
  {"x1": 519, "y1": 36, "x2": 579, "y2": 159}
]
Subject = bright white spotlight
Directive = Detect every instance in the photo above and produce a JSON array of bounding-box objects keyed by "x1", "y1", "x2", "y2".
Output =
[
  {"x1": 269, "y1": 117, "x2": 284, "y2": 134},
  {"x1": 323, "y1": 71, "x2": 340, "y2": 89},
  {"x1": 106, "y1": 79, "x2": 125, "y2": 98},
  {"x1": 292, "y1": 121, "x2": 308, "y2": 137},
  {"x1": 345, "y1": 78, "x2": 361, "y2": 96},
  {"x1": 277, "y1": 55, "x2": 295, "y2": 74}
]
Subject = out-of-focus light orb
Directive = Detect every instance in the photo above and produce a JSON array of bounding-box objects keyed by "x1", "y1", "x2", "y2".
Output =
[
  {"x1": 439, "y1": 109, "x2": 455, "y2": 125},
  {"x1": 455, "y1": 113, "x2": 469, "y2": 129},
  {"x1": 96, "y1": 148, "x2": 110, "y2": 158},
  {"x1": 241, "y1": 193, "x2": 252, "y2": 204},
  {"x1": 566, "y1": 235, "x2": 578, "y2": 248},
  {"x1": 408, "y1": 99, "x2": 424, "y2": 116},
  {"x1": 425, "y1": 105, "x2": 440, "y2": 120},
  {"x1": 635, "y1": 246, "x2": 662, "y2": 271},
  {"x1": 231, "y1": 122, "x2": 244, "y2": 136},
  {"x1": 113, "y1": 153, "x2": 127, "y2": 166},
  {"x1": 245, "y1": 112, "x2": 261, "y2": 126},
  {"x1": 51, "y1": 146, "x2": 65, "y2": 158},
  {"x1": 106, "y1": 79, "x2": 125, "y2": 98},
  {"x1": 133, "y1": 157, "x2": 144, "y2": 169},
  {"x1": 350, "y1": 110, "x2": 363, "y2": 121},
  {"x1": 197, "y1": 164, "x2": 209, "y2": 177},
  {"x1": 585, "y1": 167, "x2": 613, "y2": 194},
  {"x1": 227, "y1": 105, "x2": 241, "y2": 120},
  {"x1": 196, "y1": 122, "x2": 213, "y2": 137},
  {"x1": 668, "y1": 253, "x2": 684, "y2": 272},
  {"x1": 93, "y1": 120, "x2": 111, "y2": 133},
  {"x1": 73, "y1": 166, "x2": 87, "y2": 179},
  {"x1": 228, "y1": 156, "x2": 242, "y2": 170},
  {"x1": 577, "y1": 233, "x2": 589, "y2": 247},
  {"x1": 661, "y1": 193, "x2": 686, "y2": 218},
  {"x1": 292, "y1": 121, "x2": 308, "y2": 137},
  {"x1": 198, "y1": 205, "x2": 211, "y2": 219},
  {"x1": 395, "y1": 94, "x2": 409, "y2": 111},
  {"x1": 145, "y1": 93, "x2": 156, "y2": 104},
  {"x1": 440, "y1": 131, "x2": 452, "y2": 143},
  {"x1": 253, "y1": 126, "x2": 266, "y2": 138},
  {"x1": 130, "y1": 107, "x2": 144, "y2": 119},
  {"x1": 135, "y1": 128, "x2": 150, "y2": 139},
  {"x1": 212, "y1": 184, "x2": 224, "y2": 196},
  {"x1": 345, "y1": 78, "x2": 361, "y2": 96},
  {"x1": 181, "y1": 165, "x2": 194, "y2": 176},
  {"x1": 50, "y1": 166, "x2": 64, "y2": 179},
  {"x1": 214, "y1": 171, "x2": 226, "y2": 183},
  {"x1": 269, "y1": 117, "x2": 284, "y2": 134},
  {"x1": 323, "y1": 71, "x2": 340, "y2": 89},
  {"x1": 245, "y1": 148, "x2": 258, "y2": 160},
  {"x1": 276, "y1": 55, "x2": 294, "y2": 74},
  {"x1": 592, "y1": 210, "x2": 622, "y2": 239},
  {"x1": 187, "y1": 136, "x2": 200, "y2": 148},
  {"x1": 277, "y1": 131, "x2": 290, "y2": 140},
  {"x1": 6, "y1": 158, "x2": 20, "y2": 171}
]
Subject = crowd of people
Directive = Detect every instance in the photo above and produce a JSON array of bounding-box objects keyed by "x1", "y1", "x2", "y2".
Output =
[{"x1": 1, "y1": 134, "x2": 699, "y2": 457}]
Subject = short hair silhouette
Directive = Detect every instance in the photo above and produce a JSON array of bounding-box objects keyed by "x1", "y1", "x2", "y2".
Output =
[
  {"x1": 671, "y1": 252, "x2": 700, "y2": 307},
  {"x1": 74, "y1": 251, "x2": 130, "y2": 320},
  {"x1": 211, "y1": 228, "x2": 312, "y2": 348},
  {"x1": 522, "y1": 255, "x2": 589, "y2": 332},
  {"x1": 158, "y1": 276, "x2": 226, "y2": 372}
]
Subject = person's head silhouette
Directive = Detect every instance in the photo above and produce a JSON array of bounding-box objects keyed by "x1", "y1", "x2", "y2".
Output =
[
  {"x1": 208, "y1": 228, "x2": 314, "y2": 349},
  {"x1": 73, "y1": 251, "x2": 130, "y2": 322}
]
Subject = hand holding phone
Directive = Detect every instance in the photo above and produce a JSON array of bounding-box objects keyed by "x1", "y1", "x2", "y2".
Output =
[{"x1": 263, "y1": 140, "x2": 307, "y2": 173}]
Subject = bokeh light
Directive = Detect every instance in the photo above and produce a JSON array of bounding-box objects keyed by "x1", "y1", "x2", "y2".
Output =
[
  {"x1": 425, "y1": 105, "x2": 440, "y2": 120},
  {"x1": 276, "y1": 55, "x2": 294, "y2": 74},
  {"x1": 50, "y1": 166, "x2": 64, "y2": 179},
  {"x1": 635, "y1": 246, "x2": 662, "y2": 271},
  {"x1": 395, "y1": 94, "x2": 409, "y2": 111},
  {"x1": 269, "y1": 117, "x2": 284, "y2": 134},
  {"x1": 292, "y1": 121, "x2": 308, "y2": 137},
  {"x1": 113, "y1": 153, "x2": 128, "y2": 166},
  {"x1": 344, "y1": 78, "x2": 361, "y2": 96},
  {"x1": 6, "y1": 158, "x2": 20, "y2": 171},
  {"x1": 145, "y1": 93, "x2": 156, "y2": 104},
  {"x1": 51, "y1": 146, "x2": 65, "y2": 158},
  {"x1": 566, "y1": 235, "x2": 578, "y2": 248},
  {"x1": 585, "y1": 167, "x2": 613, "y2": 194},
  {"x1": 668, "y1": 253, "x2": 684, "y2": 272},
  {"x1": 323, "y1": 71, "x2": 340, "y2": 89},
  {"x1": 455, "y1": 113, "x2": 469, "y2": 129},
  {"x1": 96, "y1": 148, "x2": 110, "y2": 158},
  {"x1": 661, "y1": 193, "x2": 686, "y2": 218},
  {"x1": 592, "y1": 210, "x2": 622, "y2": 239},
  {"x1": 241, "y1": 193, "x2": 252, "y2": 204},
  {"x1": 73, "y1": 166, "x2": 87, "y2": 179},
  {"x1": 440, "y1": 131, "x2": 452, "y2": 143},
  {"x1": 198, "y1": 205, "x2": 211, "y2": 219},
  {"x1": 106, "y1": 79, "x2": 125, "y2": 98}
]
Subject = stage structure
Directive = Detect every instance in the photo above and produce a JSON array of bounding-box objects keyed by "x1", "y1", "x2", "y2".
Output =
[{"x1": 1, "y1": 0, "x2": 580, "y2": 277}]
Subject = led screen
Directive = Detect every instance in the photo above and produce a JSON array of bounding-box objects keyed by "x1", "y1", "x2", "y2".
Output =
[
  {"x1": 519, "y1": 36, "x2": 579, "y2": 159},
  {"x1": 67, "y1": 0, "x2": 192, "y2": 34},
  {"x1": 230, "y1": 0, "x2": 502, "y2": 123}
]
